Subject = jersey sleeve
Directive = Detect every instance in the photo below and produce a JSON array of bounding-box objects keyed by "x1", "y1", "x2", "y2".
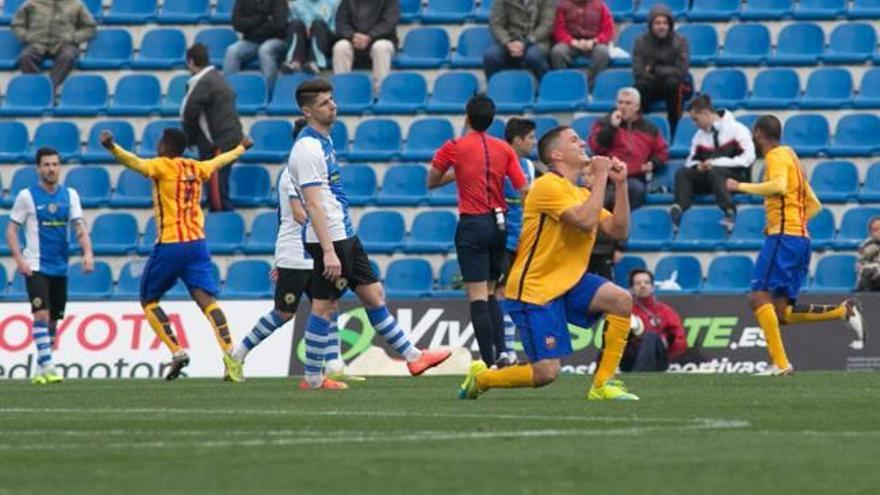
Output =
[
  {"x1": 431, "y1": 139, "x2": 457, "y2": 174},
  {"x1": 109, "y1": 143, "x2": 162, "y2": 178},
  {"x1": 739, "y1": 149, "x2": 789, "y2": 196},
  {"x1": 67, "y1": 188, "x2": 84, "y2": 222},
  {"x1": 194, "y1": 145, "x2": 246, "y2": 179},
  {"x1": 289, "y1": 138, "x2": 327, "y2": 189},
  {"x1": 9, "y1": 189, "x2": 32, "y2": 225},
  {"x1": 528, "y1": 178, "x2": 583, "y2": 221}
]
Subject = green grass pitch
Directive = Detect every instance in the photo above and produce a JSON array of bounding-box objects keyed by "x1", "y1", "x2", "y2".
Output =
[{"x1": 1, "y1": 373, "x2": 879, "y2": 495}]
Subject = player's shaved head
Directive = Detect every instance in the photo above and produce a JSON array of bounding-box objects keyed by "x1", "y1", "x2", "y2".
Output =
[
  {"x1": 537, "y1": 125, "x2": 571, "y2": 164},
  {"x1": 753, "y1": 115, "x2": 782, "y2": 142}
]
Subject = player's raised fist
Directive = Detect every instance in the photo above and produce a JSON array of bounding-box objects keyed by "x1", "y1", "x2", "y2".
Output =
[
  {"x1": 241, "y1": 136, "x2": 254, "y2": 149},
  {"x1": 590, "y1": 155, "x2": 611, "y2": 176},
  {"x1": 100, "y1": 131, "x2": 114, "y2": 149}
]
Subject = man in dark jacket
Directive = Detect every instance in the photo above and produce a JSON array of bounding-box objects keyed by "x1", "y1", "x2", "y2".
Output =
[
  {"x1": 631, "y1": 5, "x2": 690, "y2": 133},
  {"x1": 183, "y1": 44, "x2": 245, "y2": 212},
  {"x1": 485, "y1": 0, "x2": 555, "y2": 80},
  {"x1": 332, "y1": 0, "x2": 399, "y2": 93},
  {"x1": 224, "y1": 0, "x2": 289, "y2": 91}
]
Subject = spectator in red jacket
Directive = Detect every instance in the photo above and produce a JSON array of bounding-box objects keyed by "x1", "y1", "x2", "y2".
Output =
[
  {"x1": 621, "y1": 268, "x2": 686, "y2": 372},
  {"x1": 588, "y1": 87, "x2": 668, "y2": 210},
  {"x1": 550, "y1": 0, "x2": 614, "y2": 90}
]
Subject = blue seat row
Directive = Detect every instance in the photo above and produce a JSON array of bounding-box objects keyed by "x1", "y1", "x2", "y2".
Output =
[{"x1": 0, "y1": 0, "x2": 234, "y2": 26}]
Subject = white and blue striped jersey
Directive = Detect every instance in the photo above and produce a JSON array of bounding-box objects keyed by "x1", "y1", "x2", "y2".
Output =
[
  {"x1": 276, "y1": 168, "x2": 313, "y2": 270},
  {"x1": 9, "y1": 185, "x2": 84, "y2": 277},
  {"x1": 287, "y1": 126, "x2": 354, "y2": 243}
]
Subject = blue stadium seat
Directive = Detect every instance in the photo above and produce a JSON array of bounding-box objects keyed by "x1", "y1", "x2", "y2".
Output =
[
  {"x1": 740, "y1": 0, "x2": 794, "y2": 19},
  {"x1": 230, "y1": 164, "x2": 273, "y2": 207},
  {"x1": 83, "y1": 121, "x2": 135, "y2": 163},
  {"x1": 427, "y1": 72, "x2": 479, "y2": 113},
  {"x1": 610, "y1": 24, "x2": 645, "y2": 66},
  {"x1": 377, "y1": 164, "x2": 428, "y2": 206},
  {"x1": 736, "y1": 113, "x2": 760, "y2": 130},
  {"x1": 835, "y1": 207, "x2": 880, "y2": 248},
  {"x1": 385, "y1": 259, "x2": 434, "y2": 299},
  {"x1": 79, "y1": 29, "x2": 132, "y2": 69},
  {"x1": 810, "y1": 255, "x2": 857, "y2": 292},
  {"x1": 115, "y1": 260, "x2": 148, "y2": 299},
  {"x1": 428, "y1": 180, "x2": 458, "y2": 206},
  {"x1": 613, "y1": 255, "x2": 647, "y2": 285},
  {"x1": 401, "y1": 118, "x2": 454, "y2": 161},
  {"x1": 474, "y1": 0, "x2": 493, "y2": 21},
  {"x1": 828, "y1": 114, "x2": 880, "y2": 157},
  {"x1": 330, "y1": 73, "x2": 373, "y2": 114},
  {"x1": 104, "y1": 0, "x2": 157, "y2": 24},
  {"x1": 782, "y1": 114, "x2": 829, "y2": 156},
  {"x1": 801, "y1": 68, "x2": 853, "y2": 109},
  {"x1": 606, "y1": 0, "x2": 634, "y2": 20},
  {"x1": 746, "y1": 69, "x2": 800, "y2": 109},
  {"x1": 647, "y1": 115, "x2": 671, "y2": 143},
  {"x1": 227, "y1": 74, "x2": 266, "y2": 114},
  {"x1": 794, "y1": 0, "x2": 846, "y2": 19},
  {"x1": 224, "y1": 260, "x2": 273, "y2": 299},
  {"x1": 808, "y1": 208, "x2": 835, "y2": 249},
  {"x1": 528, "y1": 116, "x2": 559, "y2": 159},
  {"x1": 340, "y1": 164, "x2": 377, "y2": 206},
  {"x1": 451, "y1": 26, "x2": 493, "y2": 68},
  {"x1": 702, "y1": 255, "x2": 753, "y2": 294},
  {"x1": 396, "y1": 27, "x2": 450, "y2": 68},
  {"x1": 859, "y1": 162, "x2": 880, "y2": 202},
  {"x1": 195, "y1": 28, "x2": 238, "y2": 67},
  {"x1": 246, "y1": 120, "x2": 293, "y2": 162},
  {"x1": 1, "y1": 74, "x2": 52, "y2": 116},
  {"x1": 138, "y1": 217, "x2": 158, "y2": 255},
  {"x1": 421, "y1": 0, "x2": 473, "y2": 23},
  {"x1": 717, "y1": 24, "x2": 771, "y2": 65},
  {"x1": 0, "y1": 29, "x2": 21, "y2": 69},
  {"x1": 433, "y1": 259, "x2": 463, "y2": 298},
  {"x1": 688, "y1": 0, "x2": 740, "y2": 20},
  {"x1": 487, "y1": 70, "x2": 535, "y2": 113},
  {"x1": 331, "y1": 121, "x2": 349, "y2": 158},
  {"x1": 358, "y1": 211, "x2": 405, "y2": 253},
  {"x1": 267, "y1": 73, "x2": 313, "y2": 115},
  {"x1": 54, "y1": 74, "x2": 107, "y2": 115},
  {"x1": 139, "y1": 120, "x2": 182, "y2": 156},
  {"x1": 157, "y1": 0, "x2": 209, "y2": 23},
  {"x1": 110, "y1": 168, "x2": 153, "y2": 208},
  {"x1": 849, "y1": 0, "x2": 880, "y2": 18},
  {"x1": 68, "y1": 261, "x2": 113, "y2": 300},
  {"x1": 0, "y1": 215, "x2": 21, "y2": 255},
  {"x1": 0, "y1": 0, "x2": 25, "y2": 25},
  {"x1": 90, "y1": 213, "x2": 138, "y2": 255},
  {"x1": 646, "y1": 161, "x2": 682, "y2": 204},
  {"x1": 586, "y1": 70, "x2": 632, "y2": 111},
  {"x1": 65, "y1": 166, "x2": 110, "y2": 207},
  {"x1": 699, "y1": 69, "x2": 748, "y2": 109},
  {"x1": 654, "y1": 255, "x2": 703, "y2": 293},
  {"x1": 108, "y1": 74, "x2": 161, "y2": 116},
  {"x1": 535, "y1": 70, "x2": 587, "y2": 112},
  {"x1": 131, "y1": 29, "x2": 186, "y2": 69},
  {"x1": 0, "y1": 263, "x2": 7, "y2": 298},
  {"x1": 485, "y1": 118, "x2": 506, "y2": 140},
  {"x1": 205, "y1": 211, "x2": 245, "y2": 254},
  {"x1": 34, "y1": 122, "x2": 80, "y2": 161},
  {"x1": 670, "y1": 208, "x2": 727, "y2": 250},
  {"x1": 160, "y1": 74, "x2": 190, "y2": 116},
  {"x1": 669, "y1": 118, "x2": 697, "y2": 157},
  {"x1": 209, "y1": 0, "x2": 234, "y2": 23},
  {"x1": 1, "y1": 168, "x2": 37, "y2": 208},
  {"x1": 0, "y1": 121, "x2": 28, "y2": 162},
  {"x1": 677, "y1": 24, "x2": 718, "y2": 66},
  {"x1": 373, "y1": 72, "x2": 428, "y2": 114},
  {"x1": 400, "y1": 0, "x2": 422, "y2": 22},
  {"x1": 824, "y1": 23, "x2": 877, "y2": 63},
  {"x1": 770, "y1": 22, "x2": 825, "y2": 66},
  {"x1": 572, "y1": 116, "x2": 599, "y2": 143},
  {"x1": 811, "y1": 160, "x2": 858, "y2": 203},
  {"x1": 83, "y1": 0, "x2": 102, "y2": 19},
  {"x1": 627, "y1": 208, "x2": 674, "y2": 250},
  {"x1": 726, "y1": 207, "x2": 766, "y2": 250},
  {"x1": 854, "y1": 69, "x2": 880, "y2": 109},
  {"x1": 348, "y1": 119, "x2": 401, "y2": 161},
  {"x1": 404, "y1": 211, "x2": 457, "y2": 253},
  {"x1": 243, "y1": 211, "x2": 279, "y2": 255},
  {"x1": 634, "y1": 0, "x2": 687, "y2": 20}
]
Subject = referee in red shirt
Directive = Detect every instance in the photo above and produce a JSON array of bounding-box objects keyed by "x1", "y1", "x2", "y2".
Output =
[{"x1": 428, "y1": 95, "x2": 529, "y2": 367}]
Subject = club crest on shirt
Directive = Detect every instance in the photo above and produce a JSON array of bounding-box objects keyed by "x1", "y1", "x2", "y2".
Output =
[
  {"x1": 284, "y1": 293, "x2": 296, "y2": 304},
  {"x1": 31, "y1": 297, "x2": 42, "y2": 308},
  {"x1": 544, "y1": 336, "x2": 556, "y2": 350},
  {"x1": 47, "y1": 203, "x2": 57, "y2": 214}
]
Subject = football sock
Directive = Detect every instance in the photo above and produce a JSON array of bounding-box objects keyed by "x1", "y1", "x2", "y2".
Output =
[
  {"x1": 502, "y1": 312, "x2": 517, "y2": 356},
  {"x1": 32, "y1": 320, "x2": 53, "y2": 371},
  {"x1": 203, "y1": 303, "x2": 232, "y2": 353},
  {"x1": 475, "y1": 363, "x2": 534, "y2": 391},
  {"x1": 304, "y1": 314, "x2": 331, "y2": 387},
  {"x1": 144, "y1": 303, "x2": 182, "y2": 354},
  {"x1": 755, "y1": 303, "x2": 791, "y2": 369},
  {"x1": 366, "y1": 305, "x2": 421, "y2": 362},
  {"x1": 469, "y1": 300, "x2": 496, "y2": 366},
  {"x1": 487, "y1": 296, "x2": 506, "y2": 360},
  {"x1": 233, "y1": 310, "x2": 288, "y2": 362},
  {"x1": 593, "y1": 314, "x2": 631, "y2": 388},
  {"x1": 325, "y1": 314, "x2": 341, "y2": 363},
  {"x1": 47, "y1": 320, "x2": 57, "y2": 349},
  {"x1": 783, "y1": 303, "x2": 846, "y2": 325}
]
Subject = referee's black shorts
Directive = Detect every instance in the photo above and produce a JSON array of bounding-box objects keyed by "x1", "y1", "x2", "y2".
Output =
[{"x1": 455, "y1": 213, "x2": 506, "y2": 283}]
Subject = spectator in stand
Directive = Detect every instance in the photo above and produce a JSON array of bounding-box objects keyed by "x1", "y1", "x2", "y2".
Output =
[
  {"x1": 672, "y1": 95, "x2": 755, "y2": 232},
  {"x1": 11, "y1": 0, "x2": 96, "y2": 89},
  {"x1": 224, "y1": 0, "x2": 289, "y2": 92},
  {"x1": 283, "y1": 0, "x2": 340, "y2": 74},
  {"x1": 588, "y1": 87, "x2": 668, "y2": 210},
  {"x1": 631, "y1": 4, "x2": 690, "y2": 133},
  {"x1": 857, "y1": 217, "x2": 880, "y2": 292},
  {"x1": 332, "y1": 0, "x2": 399, "y2": 93},
  {"x1": 485, "y1": 0, "x2": 556, "y2": 81},
  {"x1": 622, "y1": 268, "x2": 686, "y2": 372},
  {"x1": 550, "y1": 0, "x2": 614, "y2": 91}
]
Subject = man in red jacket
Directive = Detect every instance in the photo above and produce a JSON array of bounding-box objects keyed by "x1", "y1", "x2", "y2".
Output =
[
  {"x1": 622, "y1": 268, "x2": 686, "y2": 372},
  {"x1": 550, "y1": 0, "x2": 614, "y2": 90},
  {"x1": 588, "y1": 87, "x2": 668, "y2": 210}
]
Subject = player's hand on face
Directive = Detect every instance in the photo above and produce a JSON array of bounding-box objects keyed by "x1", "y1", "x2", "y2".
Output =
[
  {"x1": 323, "y1": 251, "x2": 342, "y2": 281},
  {"x1": 99, "y1": 131, "x2": 114, "y2": 149},
  {"x1": 82, "y1": 254, "x2": 94, "y2": 273},
  {"x1": 241, "y1": 136, "x2": 254, "y2": 150},
  {"x1": 725, "y1": 178, "x2": 740, "y2": 192},
  {"x1": 16, "y1": 259, "x2": 32, "y2": 277}
]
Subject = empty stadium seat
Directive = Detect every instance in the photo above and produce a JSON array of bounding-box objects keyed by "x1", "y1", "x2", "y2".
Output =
[
  {"x1": 611, "y1": 24, "x2": 645, "y2": 66},
  {"x1": 586, "y1": 70, "x2": 632, "y2": 111},
  {"x1": 139, "y1": 120, "x2": 182, "y2": 156},
  {"x1": 68, "y1": 261, "x2": 113, "y2": 300},
  {"x1": 702, "y1": 255, "x2": 753, "y2": 294},
  {"x1": 137, "y1": 217, "x2": 158, "y2": 255},
  {"x1": 654, "y1": 255, "x2": 703, "y2": 293},
  {"x1": 340, "y1": 164, "x2": 377, "y2": 206},
  {"x1": 0, "y1": 0, "x2": 25, "y2": 25},
  {"x1": 401, "y1": 118, "x2": 454, "y2": 161},
  {"x1": 812, "y1": 161, "x2": 859, "y2": 203},
  {"x1": 348, "y1": 119, "x2": 401, "y2": 161},
  {"x1": 849, "y1": 0, "x2": 880, "y2": 18},
  {"x1": 1, "y1": 168, "x2": 37, "y2": 208},
  {"x1": 485, "y1": 118, "x2": 506, "y2": 140},
  {"x1": 428, "y1": 180, "x2": 458, "y2": 206},
  {"x1": 227, "y1": 74, "x2": 267, "y2": 114},
  {"x1": 770, "y1": 22, "x2": 825, "y2": 66},
  {"x1": 740, "y1": 0, "x2": 794, "y2": 19},
  {"x1": 627, "y1": 208, "x2": 674, "y2": 250},
  {"x1": 385, "y1": 259, "x2": 433, "y2": 299},
  {"x1": 634, "y1": 0, "x2": 687, "y2": 20},
  {"x1": 395, "y1": 27, "x2": 450, "y2": 68},
  {"x1": 670, "y1": 208, "x2": 727, "y2": 250},
  {"x1": 358, "y1": 211, "x2": 405, "y2": 253},
  {"x1": 157, "y1": 0, "x2": 209, "y2": 23},
  {"x1": 267, "y1": 73, "x2": 313, "y2": 115},
  {"x1": 229, "y1": 164, "x2": 273, "y2": 207},
  {"x1": 330, "y1": 73, "x2": 373, "y2": 114},
  {"x1": 859, "y1": 162, "x2": 880, "y2": 202},
  {"x1": 0, "y1": 264, "x2": 7, "y2": 298},
  {"x1": 434, "y1": 259, "x2": 464, "y2": 298},
  {"x1": 613, "y1": 255, "x2": 647, "y2": 285},
  {"x1": 808, "y1": 208, "x2": 835, "y2": 249},
  {"x1": 404, "y1": 211, "x2": 457, "y2": 253},
  {"x1": 645, "y1": 161, "x2": 681, "y2": 204},
  {"x1": 0, "y1": 121, "x2": 28, "y2": 162},
  {"x1": 243, "y1": 211, "x2": 279, "y2": 255},
  {"x1": 209, "y1": 0, "x2": 234, "y2": 23},
  {"x1": 426, "y1": 72, "x2": 479, "y2": 113},
  {"x1": 810, "y1": 255, "x2": 857, "y2": 292},
  {"x1": 205, "y1": 212, "x2": 245, "y2": 254},
  {"x1": 0, "y1": 30, "x2": 20, "y2": 69},
  {"x1": 331, "y1": 121, "x2": 349, "y2": 158},
  {"x1": 421, "y1": 0, "x2": 473, "y2": 23},
  {"x1": 451, "y1": 26, "x2": 493, "y2": 68},
  {"x1": 669, "y1": 118, "x2": 697, "y2": 157},
  {"x1": 853, "y1": 69, "x2": 880, "y2": 109},
  {"x1": 487, "y1": 70, "x2": 535, "y2": 113},
  {"x1": 746, "y1": 69, "x2": 800, "y2": 109},
  {"x1": 115, "y1": 260, "x2": 147, "y2": 299},
  {"x1": 0, "y1": 74, "x2": 51, "y2": 116},
  {"x1": 108, "y1": 74, "x2": 161, "y2": 116},
  {"x1": 535, "y1": 70, "x2": 587, "y2": 112},
  {"x1": 572, "y1": 116, "x2": 599, "y2": 143},
  {"x1": 400, "y1": 0, "x2": 423, "y2": 22},
  {"x1": 699, "y1": 69, "x2": 748, "y2": 109},
  {"x1": 835, "y1": 207, "x2": 880, "y2": 248},
  {"x1": 79, "y1": 29, "x2": 132, "y2": 69},
  {"x1": 224, "y1": 260, "x2": 272, "y2": 299},
  {"x1": 131, "y1": 28, "x2": 186, "y2": 69},
  {"x1": 247, "y1": 120, "x2": 294, "y2": 162},
  {"x1": 374, "y1": 72, "x2": 428, "y2": 114},
  {"x1": 110, "y1": 168, "x2": 153, "y2": 208},
  {"x1": 782, "y1": 114, "x2": 829, "y2": 156},
  {"x1": 725, "y1": 207, "x2": 766, "y2": 250},
  {"x1": 83, "y1": 0, "x2": 102, "y2": 19},
  {"x1": 34, "y1": 122, "x2": 80, "y2": 160},
  {"x1": 65, "y1": 166, "x2": 110, "y2": 207},
  {"x1": 828, "y1": 114, "x2": 880, "y2": 157},
  {"x1": 717, "y1": 24, "x2": 771, "y2": 65},
  {"x1": 195, "y1": 27, "x2": 238, "y2": 67},
  {"x1": 54, "y1": 74, "x2": 108, "y2": 115},
  {"x1": 0, "y1": 215, "x2": 16, "y2": 255},
  {"x1": 90, "y1": 213, "x2": 138, "y2": 255},
  {"x1": 104, "y1": 0, "x2": 157, "y2": 24},
  {"x1": 800, "y1": 68, "x2": 853, "y2": 109},
  {"x1": 794, "y1": 0, "x2": 846, "y2": 19},
  {"x1": 688, "y1": 0, "x2": 740, "y2": 20},
  {"x1": 82, "y1": 121, "x2": 135, "y2": 163},
  {"x1": 647, "y1": 115, "x2": 671, "y2": 143},
  {"x1": 677, "y1": 24, "x2": 718, "y2": 66},
  {"x1": 824, "y1": 23, "x2": 877, "y2": 63},
  {"x1": 377, "y1": 164, "x2": 428, "y2": 206},
  {"x1": 160, "y1": 74, "x2": 190, "y2": 116}
]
